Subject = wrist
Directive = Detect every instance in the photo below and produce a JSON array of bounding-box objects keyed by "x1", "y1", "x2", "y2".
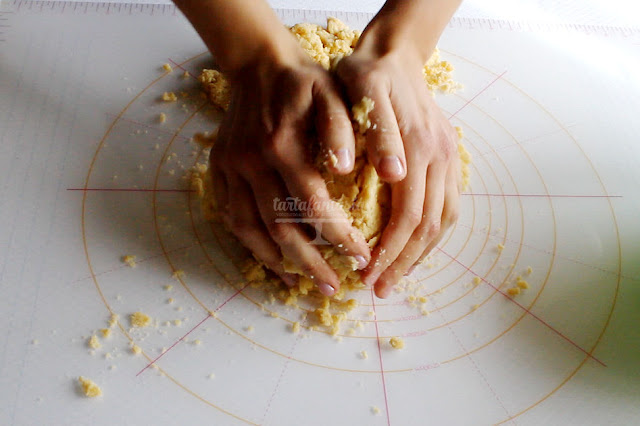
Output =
[{"x1": 224, "y1": 29, "x2": 309, "y2": 80}]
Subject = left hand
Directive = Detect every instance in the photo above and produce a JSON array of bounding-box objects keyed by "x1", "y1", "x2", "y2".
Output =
[{"x1": 335, "y1": 44, "x2": 461, "y2": 298}]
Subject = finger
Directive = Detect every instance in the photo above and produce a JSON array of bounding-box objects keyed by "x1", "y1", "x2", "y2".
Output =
[
  {"x1": 362, "y1": 159, "x2": 427, "y2": 290},
  {"x1": 416, "y1": 166, "x2": 461, "y2": 265},
  {"x1": 223, "y1": 175, "x2": 298, "y2": 287},
  {"x1": 264, "y1": 124, "x2": 371, "y2": 267},
  {"x1": 373, "y1": 164, "x2": 449, "y2": 298},
  {"x1": 349, "y1": 84, "x2": 407, "y2": 183},
  {"x1": 248, "y1": 169, "x2": 342, "y2": 297},
  {"x1": 209, "y1": 162, "x2": 228, "y2": 216},
  {"x1": 314, "y1": 81, "x2": 356, "y2": 175}
]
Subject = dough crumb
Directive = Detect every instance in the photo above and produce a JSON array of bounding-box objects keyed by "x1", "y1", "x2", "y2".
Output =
[
  {"x1": 172, "y1": 269, "x2": 185, "y2": 280},
  {"x1": 389, "y1": 336, "x2": 405, "y2": 349},
  {"x1": 87, "y1": 335, "x2": 101, "y2": 349},
  {"x1": 516, "y1": 278, "x2": 529, "y2": 289},
  {"x1": 161, "y1": 91, "x2": 178, "y2": 102},
  {"x1": 371, "y1": 406, "x2": 381, "y2": 415},
  {"x1": 473, "y1": 276, "x2": 482, "y2": 286},
  {"x1": 507, "y1": 287, "x2": 521, "y2": 297},
  {"x1": 131, "y1": 344, "x2": 142, "y2": 355},
  {"x1": 208, "y1": 373, "x2": 215, "y2": 379},
  {"x1": 162, "y1": 63, "x2": 173, "y2": 73},
  {"x1": 497, "y1": 243, "x2": 505, "y2": 251},
  {"x1": 130, "y1": 312, "x2": 152, "y2": 328},
  {"x1": 352, "y1": 96, "x2": 375, "y2": 133},
  {"x1": 360, "y1": 350, "x2": 368, "y2": 359},
  {"x1": 107, "y1": 313, "x2": 119, "y2": 328},
  {"x1": 182, "y1": 70, "x2": 190, "y2": 79},
  {"x1": 158, "y1": 112, "x2": 167, "y2": 123},
  {"x1": 122, "y1": 255, "x2": 136, "y2": 268},
  {"x1": 164, "y1": 284, "x2": 173, "y2": 291},
  {"x1": 291, "y1": 321, "x2": 301, "y2": 334},
  {"x1": 78, "y1": 376, "x2": 102, "y2": 397},
  {"x1": 526, "y1": 266, "x2": 533, "y2": 275}
]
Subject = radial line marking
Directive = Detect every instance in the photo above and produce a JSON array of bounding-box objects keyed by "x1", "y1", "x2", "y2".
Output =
[
  {"x1": 438, "y1": 248, "x2": 606, "y2": 367},
  {"x1": 370, "y1": 288, "x2": 392, "y2": 426},
  {"x1": 449, "y1": 71, "x2": 507, "y2": 119},
  {"x1": 136, "y1": 282, "x2": 251, "y2": 376}
]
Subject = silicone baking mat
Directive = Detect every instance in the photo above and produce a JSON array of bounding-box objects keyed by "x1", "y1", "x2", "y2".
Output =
[{"x1": 1, "y1": 1, "x2": 639, "y2": 425}]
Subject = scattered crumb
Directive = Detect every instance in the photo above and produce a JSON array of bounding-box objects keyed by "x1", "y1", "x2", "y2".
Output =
[
  {"x1": 516, "y1": 279, "x2": 529, "y2": 289},
  {"x1": 161, "y1": 92, "x2": 178, "y2": 102},
  {"x1": 526, "y1": 266, "x2": 533, "y2": 275},
  {"x1": 108, "y1": 313, "x2": 119, "y2": 328},
  {"x1": 291, "y1": 321, "x2": 301, "y2": 334},
  {"x1": 193, "y1": 339, "x2": 202, "y2": 345},
  {"x1": 31, "y1": 339, "x2": 39, "y2": 345},
  {"x1": 130, "y1": 312, "x2": 152, "y2": 328},
  {"x1": 167, "y1": 298, "x2": 174, "y2": 304},
  {"x1": 182, "y1": 70, "x2": 190, "y2": 79},
  {"x1": 245, "y1": 325, "x2": 255, "y2": 333},
  {"x1": 122, "y1": 255, "x2": 136, "y2": 268},
  {"x1": 87, "y1": 335, "x2": 101, "y2": 349},
  {"x1": 158, "y1": 112, "x2": 167, "y2": 123},
  {"x1": 172, "y1": 269, "x2": 185, "y2": 280},
  {"x1": 131, "y1": 344, "x2": 142, "y2": 355},
  {"x1": 360, "y1": 350, "x2": 368, "y2": 359},
  {"x1": 173, "y1": 319, "x2": 182, "y2": 326},
  {"x1": 162, "y1": 63, "x2": 173, "y2": 73},
  {"x1": 371, "y1": 406, "x2": 381, "y2": 415},
  {"x1": 473, "y1": 276, "x2": 482, "y2": 286},
  {"x1": 389, "y1": 337, "x2": 405, "y2": 350},
  {"x1": 78, "y1": 376, "x2": 102, "y2": 397},
  {"x1": 471, "y1": 304, "x2": 479, "y2": 311},
  {"x1": 208, "y1": 373, "x2": 215, "y2": 379},
  {"x1": 507, "y1": 287, "x2": 521, "y2": 296},
  {"x1": 497, "y1": 243, "x2": 505, "y2": 252},
  {"x1": 164, "y1": 284, "x2": 173, "y2": 291}
]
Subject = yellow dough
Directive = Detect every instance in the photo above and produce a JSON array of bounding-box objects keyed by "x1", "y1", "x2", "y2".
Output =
[
  {"x1": 193, "y1": 18, "x2": 470, "y2": 333},
  {"x1": 78, "y1": 376, "x2": 102, "y2": 397}
]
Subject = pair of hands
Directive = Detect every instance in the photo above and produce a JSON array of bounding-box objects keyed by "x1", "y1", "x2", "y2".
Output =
[{"x1": 211, "y1": 38, "x2": 461, "y2": 299}]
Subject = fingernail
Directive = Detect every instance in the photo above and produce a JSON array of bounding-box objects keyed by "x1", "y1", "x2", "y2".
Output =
[
  {"x1": 281, "y1": 274, "x2": 298, "y2": 288},
  {"x1": 335, "y1": 149, "x2": 353, "y2": 171},
  {"x1": 355, "y1": 255, "x2": 368, "y2": 270},
  {"x1": 379, "y1": 156, "x2": 404, "y2": 177},
  {"x1": 318, "y1": 283, "x2": 336, "y2": 297}
]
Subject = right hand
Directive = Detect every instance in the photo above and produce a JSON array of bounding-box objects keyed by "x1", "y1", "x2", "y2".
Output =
[{"x1": 210, "y1": 46, "x2": 371, "y2": 297}]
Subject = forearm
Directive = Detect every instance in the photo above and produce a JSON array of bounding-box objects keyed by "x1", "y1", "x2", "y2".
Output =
[
  {"x1": 359, "y1": 0, "x2": 462, "y2": 63},
  {"x1": 174, "y1": 0, "x2": 303, "y2": 75}
]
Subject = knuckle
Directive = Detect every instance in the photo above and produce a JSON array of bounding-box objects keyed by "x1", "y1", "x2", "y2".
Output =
[
  {"x1": 262, "y1": 132, "x2": 291, "y2": 166},
  {"x1": 226, "y1": 215, "x2": 255, "y2": 239},
  {"x1": 267, "y1": 222, "x2": 295, "y2": 244},
  {"x1": 403, "y1": 207, "x2": 424, "y2": 229},
  {"x1": 426, "y1": 220, "x2": 442, "y2": 239}
]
